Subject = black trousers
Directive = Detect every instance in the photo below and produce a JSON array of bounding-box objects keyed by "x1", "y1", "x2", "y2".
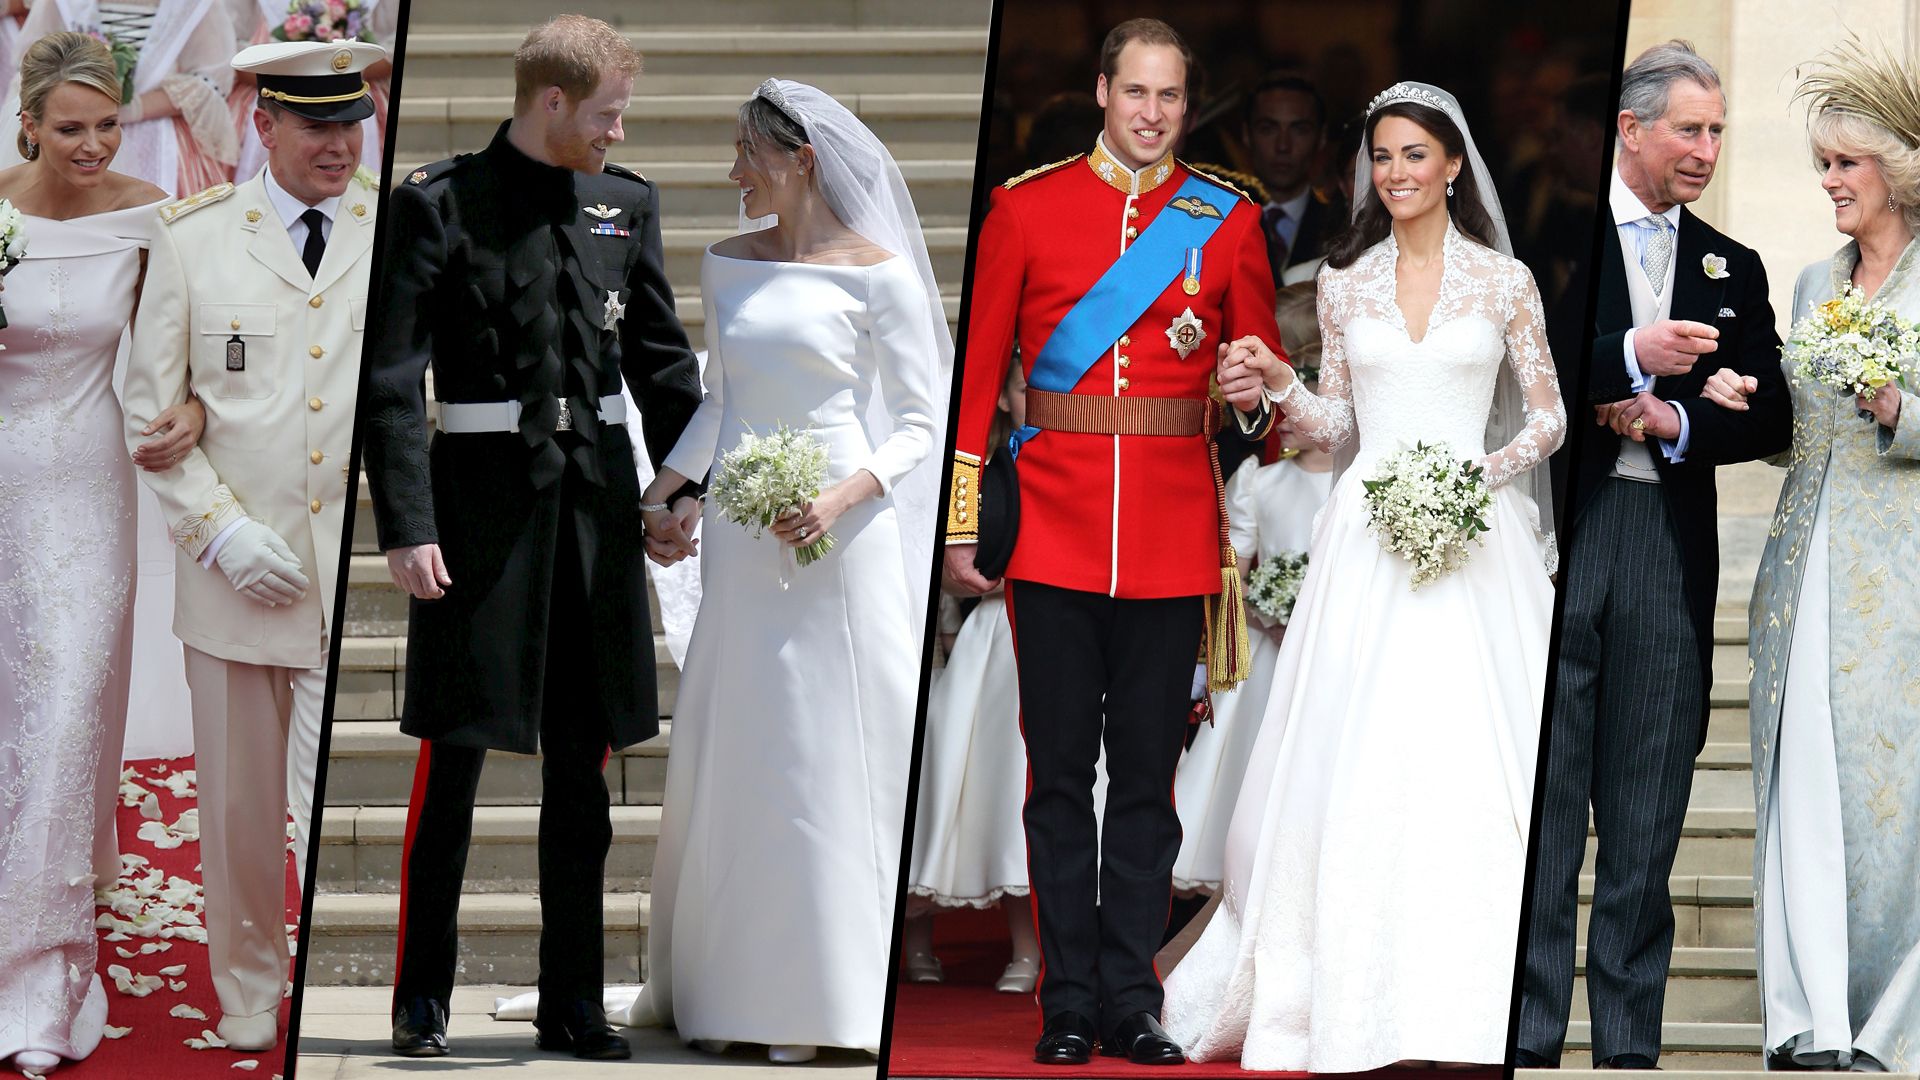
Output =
[
  {"x1": 1519, "y1": 478, "x2": 1703, "y2": 1062},
  {"x1": 392, "y1": 480, "x2": 614, "y2": 1014},
  {"x1": 1004, "y1": 579, "x2": 1204, "y2": 1036}
]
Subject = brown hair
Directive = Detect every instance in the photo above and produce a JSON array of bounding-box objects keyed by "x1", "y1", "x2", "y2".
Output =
[
  {"x1": 513, "y1": 15, "x2": 642, "y2": 111},
  {"x1": 18, "y1": 32, "x2": 122, "y2": 160},
  {"x1": 1098, "y1": 18, "x2": 1195, "y2": 97}
]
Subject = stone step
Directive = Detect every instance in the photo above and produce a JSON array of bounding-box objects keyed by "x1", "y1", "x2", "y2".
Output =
[
  {"x1": 1576, "y1": 875, "x2": 1752, "y2": 951},
  {"x1": 1714, "y1": 611, "x2": 1747, "y2": 646},
  {"x1": 398, "y1": 28, "x2": 989, "y2": 98},
  {"x1": 1586, "y1": 768, "x2": 1754, "y2": 837},
  {"x1": 318, "y1": 805, "x2": 661, "y2": 894},
  {"x1": 322, "y1": 720, "x2": 669, "y2": 807},
  {"x1": 1561, "y1": 1020, "x2": 1762, "y2": 1056},
  {"x1": 303, "y1": 891, "x2": 648, "y2": 987},
  {"x1": 1585, "y1": 829, "x2": 1750, "y2": 878},
  {"x1": 393, "y1": 92, "x2": 984, "y2": 164},
  {"x1": 1570, "y1": 948, "x2": 1756, "y2": 1024},
  {"x1": 404, "y1": 0, "x2": 987, "y2": 30},
  {"x1": 342, "y1": 555, "x2": 673, "y2": 642}
]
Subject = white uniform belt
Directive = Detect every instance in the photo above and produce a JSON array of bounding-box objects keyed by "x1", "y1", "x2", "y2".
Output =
[{"x1": 438, "y1": 395, "x2": 627, "y2": 434}]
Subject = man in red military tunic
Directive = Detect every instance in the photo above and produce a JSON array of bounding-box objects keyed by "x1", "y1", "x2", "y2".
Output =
[{"x1": 943, "y1": 17, "x2": 1287, "y2": 1067}]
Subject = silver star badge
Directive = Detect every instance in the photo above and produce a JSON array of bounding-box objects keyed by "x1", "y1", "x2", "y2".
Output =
[
  {"x1": 1166, "y1": 307, "x2": 1206, "y2": 359},
  {"x1": 603, "y1": 289, "x2": 626, "y2": 331}
]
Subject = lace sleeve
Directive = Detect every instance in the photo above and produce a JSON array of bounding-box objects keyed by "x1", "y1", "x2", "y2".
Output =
[
  {"x1": 1480, "y1": 261, "x2": 1566, "y2": 489},
  {"x1": 1269, "y1": 272, "x2": 1356, "y2": 452}
]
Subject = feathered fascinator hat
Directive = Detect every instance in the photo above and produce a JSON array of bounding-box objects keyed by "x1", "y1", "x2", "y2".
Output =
[{"x1": 1793, "y1": 36, "x2": 1920, "y2": 149}]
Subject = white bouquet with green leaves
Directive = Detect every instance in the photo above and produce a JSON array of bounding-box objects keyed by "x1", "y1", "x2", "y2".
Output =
[
  {"x1": 1784, "y1": 282, "x2": 1916, "y2": 401},
  {"x1": 1247, "y1": 550, "x2": 1308, "y2": 625},
  {"x1": 1362, "y1": 443, "x2": 1492, "y2": 590},
  {"x1": 0, "y1": 198, "x2": 25, "y2": 335},
  {"x1": 710, "y1": 423, "x2": 835, "y2": 567}
]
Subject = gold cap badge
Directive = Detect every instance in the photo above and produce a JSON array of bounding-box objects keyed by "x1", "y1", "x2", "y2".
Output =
[{"x1": 332, "y1": 50, "x2": 353, "y2": 73}]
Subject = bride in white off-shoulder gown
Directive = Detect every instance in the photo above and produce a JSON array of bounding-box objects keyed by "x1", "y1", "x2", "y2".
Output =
[
  {"x1": 1161, "y1": 83, "x2": 1562, "y2": 1072},
  {"x1": 616, "y1": 79, "x2": 947, "y2": 1060}
]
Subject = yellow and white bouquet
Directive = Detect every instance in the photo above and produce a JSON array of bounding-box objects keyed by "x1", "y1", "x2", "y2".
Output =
[{"x1": 1785, "y1": 282, "x2": 1916, "y2": 400}]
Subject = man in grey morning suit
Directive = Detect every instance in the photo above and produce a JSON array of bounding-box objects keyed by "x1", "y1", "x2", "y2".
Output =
[{"x1": 1518, "y1": 42, "x2": 1791, "y2": 1068}]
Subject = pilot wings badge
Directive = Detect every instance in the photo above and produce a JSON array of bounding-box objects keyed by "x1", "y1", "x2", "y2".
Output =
[
  {"x1": 1168, "y1": 195, "x2": 1222, "y2": 220},
  {"x1": 583, "y1": 203, "x2": 621, "y2": 220}
]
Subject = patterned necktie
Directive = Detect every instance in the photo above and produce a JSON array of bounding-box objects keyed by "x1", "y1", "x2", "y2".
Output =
[
  {"x1": 300, "y1": 208, "x2": 327, "y2": 278},
  {"x1": 1641, "y1": 214, "x2": 1673, "y2": 297}
]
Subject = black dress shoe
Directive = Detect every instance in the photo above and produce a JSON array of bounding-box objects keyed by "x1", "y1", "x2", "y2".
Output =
[
  {"x1": 391, "y1": 996, "x2": 449, "y2": 1057},
  {"x1": 534, "y1": 998, "x2": 632, "y2": 1061},
  {"x1": 1514, "y1": 1048, "x2": 1556, "y2": 1068},
  {"x1": 1033, "y1": 1011, "x2": 1097, "y2": 1066},
  {"x1": 1100, "y1": 1011, "x2": 1185, "y2": 1065},
  {"x1": 1595, "y1": 1053, "x2": 1659, "y2": 1069}
]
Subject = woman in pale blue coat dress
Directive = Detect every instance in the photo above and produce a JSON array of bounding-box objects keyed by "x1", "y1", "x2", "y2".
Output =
[{"x1": 1702, "y1": 46, "x2": 1920, "y2": 1071}]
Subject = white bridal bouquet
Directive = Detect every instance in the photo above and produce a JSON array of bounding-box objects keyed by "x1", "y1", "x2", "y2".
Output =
[
  {"x1": 710, "y1": 423, "x2": 836, "y2": 569},
  {"x1": 0, "y1": 198, "x2": 25, "y2": 334},
  {"x1": 1247, "y1": 550, "x2": 1308, "y2": 625},
  {"x1": 1362, "y1": 443, "x2": 1492, "y2": 590},
  {"x1": 1783, "y1": 282, "x2": 1916, "y2": 400}
]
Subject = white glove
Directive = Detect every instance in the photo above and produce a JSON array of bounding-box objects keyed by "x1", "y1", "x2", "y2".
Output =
[{"x1": 214, "y1": 519, "x2": 311, "y2": 607}]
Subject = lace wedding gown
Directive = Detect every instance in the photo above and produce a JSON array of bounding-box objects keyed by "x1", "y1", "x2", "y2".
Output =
[
  {"x1": 0, "y1": 203, "x2": 167, "y2": 1063},
  {"x1": 1161, "y1": 225, "x2": 1563, "y2": 1071},
  {"x1": 617, "y1": 249, "x2": 937, "y2": 1051}
]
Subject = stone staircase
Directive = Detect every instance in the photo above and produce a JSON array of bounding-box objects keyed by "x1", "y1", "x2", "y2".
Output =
[{"x1": 305, "y1": 0, "x2": 988, "y2": 991}]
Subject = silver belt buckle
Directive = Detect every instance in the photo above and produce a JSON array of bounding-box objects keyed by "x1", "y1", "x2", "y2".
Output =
[{"x1": 556, "y1": 399, "x2": 573, "y2": 432}]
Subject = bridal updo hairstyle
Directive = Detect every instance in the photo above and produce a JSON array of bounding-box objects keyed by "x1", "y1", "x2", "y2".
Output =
[
  {"x1": 738, "y1": 93, "x2": 809, "y2": 161},
  {"x1": 1324, "y1": 100, "x2": 1499, "y2": 270},
  {"x1": 16, "y1": 32, "x2": 124, "y2": 161}
]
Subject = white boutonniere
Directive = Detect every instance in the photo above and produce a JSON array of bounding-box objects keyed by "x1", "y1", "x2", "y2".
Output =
[{"x1": 1702, "y1": 253, "x2": 1729, "y2": 280}]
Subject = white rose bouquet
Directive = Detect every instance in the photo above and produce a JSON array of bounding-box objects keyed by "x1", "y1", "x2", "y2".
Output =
[
  {"x1": 1783, "y1": 282, "x2": 1915, "y2": 401},
  {"x1": 1247, "y1": 550, "x2": 1308, "y2": 626},
  {"x1": 710, "y1": 424, "x2": 835, "y2": 570},
  {"x1": 0, "y1": 198, "x2": 26, "y2": 334},
  {"x1": 1362, "y1": 443, "x2": 1493, "y2": 590}
]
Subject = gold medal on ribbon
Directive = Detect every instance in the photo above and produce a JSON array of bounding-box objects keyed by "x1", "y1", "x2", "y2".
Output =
[
  {"x1": 1182, "y1": 246, "x2": 1202, "y2": 295},
  {"x1": 1167, "y1": 307, "x2": 1206, "y2": 359}
]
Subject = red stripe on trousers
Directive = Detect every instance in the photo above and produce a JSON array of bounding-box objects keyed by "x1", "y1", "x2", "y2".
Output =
[{"x1": 392, "y1": 739, "x2": 435, "y2": 991}]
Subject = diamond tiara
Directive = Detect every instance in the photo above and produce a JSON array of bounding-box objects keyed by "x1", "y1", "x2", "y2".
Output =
[
  {"x1": 1366, "y1": 82, "x2": 1457, "y2": 119},
  {"x1": 755, "y1": 77, "x2": 803, "y2": 124}
]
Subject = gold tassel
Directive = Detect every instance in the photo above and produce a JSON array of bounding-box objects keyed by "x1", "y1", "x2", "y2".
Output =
[{"x1": 1207, "y1": 546, "x2": 1251, "y2": 691}]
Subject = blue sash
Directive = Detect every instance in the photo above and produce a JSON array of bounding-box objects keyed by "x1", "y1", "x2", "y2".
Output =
[{"x1": 1009, "y1": 172, "x2": 1233, "y2": 456}]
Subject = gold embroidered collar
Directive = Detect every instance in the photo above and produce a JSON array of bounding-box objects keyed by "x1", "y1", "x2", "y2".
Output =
[{"x1": 1087, "y1": 134, "x2": 1175, "y2": 196}]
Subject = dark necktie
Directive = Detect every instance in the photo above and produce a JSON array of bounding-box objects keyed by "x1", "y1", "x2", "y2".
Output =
[
  {"x1": 300, "y1": 208, "x2": 327, "y2": 278},
  {"x1": 1261, "y1": 203, "x2": 1290, "y2": 281}
]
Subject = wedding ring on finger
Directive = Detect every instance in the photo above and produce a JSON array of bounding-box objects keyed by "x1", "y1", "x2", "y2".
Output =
[{"x1": 798, "y1": 527, "x2": 809, "y2": 540}]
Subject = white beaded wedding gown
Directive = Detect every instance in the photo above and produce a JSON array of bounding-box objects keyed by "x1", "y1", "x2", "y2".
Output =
[
  {"x1": 0, "y1": 202, "x2": 169, "y2": 1063},
  {"x1": 618, "y1": 249, "x2": 937, "y2": 1051},
  {"x1": 1161, "y1": 224, "x2": 1563, "y2": 1071}
]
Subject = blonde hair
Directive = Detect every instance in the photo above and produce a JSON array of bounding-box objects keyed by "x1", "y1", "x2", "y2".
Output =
[
  {"x1": 17, "y1": 32, "x2": 122, "y2": 160},
  {"x1": 1274, "y1": 280, "x2": 1320, "y2": 355},
  {"x1": 513, "y1": 15, "x2": 642, "y2": 111},
  {"x1": 1808, "y1": 107, "x2": 1920, "y2": 234}
]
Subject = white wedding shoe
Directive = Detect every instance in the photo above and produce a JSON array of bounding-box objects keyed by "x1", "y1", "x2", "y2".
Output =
[
  {"x1": 12, "y1": 1051, "x2": 58, "y2": 1076},
  {"x1": 994, "y1": 956, "x2": 1039, "y2": 994},
  {"x1": 769, "y1": 1044, "x2": 818, "y2": 1063},
  {"x1": 216, "y1": 1011, "x2": 278, "y2": 1052}
]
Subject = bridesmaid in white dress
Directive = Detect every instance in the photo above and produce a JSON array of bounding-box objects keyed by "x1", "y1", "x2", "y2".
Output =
[
  {"x1": 1161, "y1": 82, "x2": 1562, "y2": 1071},
  {"x1": 1171, "y1": 344, "x2": 1334, "y2": 896},
  {"x1": 619, "y1": 79, "x2": 947, "y2": 1062},
  {"x1": 0, "y1": 32, "x2": 197, "y2": 1075}
]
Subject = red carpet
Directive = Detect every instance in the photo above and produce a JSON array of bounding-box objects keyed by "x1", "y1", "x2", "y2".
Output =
[
  {"x1": 44, "y1": 756, "x2": 299, "y2": 1079},
  {"x1": 887, "y1": 907, "x2": 1500, "y2": 1080}
]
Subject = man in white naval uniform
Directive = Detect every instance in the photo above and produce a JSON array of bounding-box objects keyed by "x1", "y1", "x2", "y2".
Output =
[{"x1": 121, "y1": 38, "x2": 386, "y2": 1052}]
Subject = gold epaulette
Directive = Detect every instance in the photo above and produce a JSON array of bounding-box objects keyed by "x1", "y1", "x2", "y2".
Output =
[
  {"x1": 947, "y1": 450, "x2": 982, "y2": 543},
  {"x1": 158, "y1": 182, "x2": 235, "y2": 224},
  {"x1": 1181, "y1": 161, "x2": 1263, "y2": 205},
  {"x1": 1002, "y1": 154, "x2": 1084, "y2": 189}
]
